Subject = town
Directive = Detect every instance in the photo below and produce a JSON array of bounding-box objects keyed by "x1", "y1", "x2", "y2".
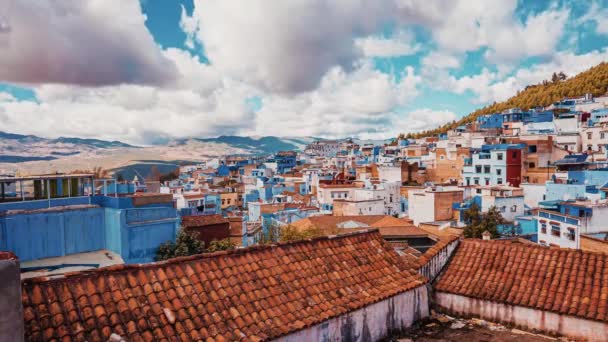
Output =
[{"x1": 1, "y1": 92, "x2": 607, "y2": 341}]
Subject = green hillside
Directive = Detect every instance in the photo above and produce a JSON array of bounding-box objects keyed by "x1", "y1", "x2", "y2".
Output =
[{"x1": 401, "y1": 62, "x2": 608, "y2": 139}]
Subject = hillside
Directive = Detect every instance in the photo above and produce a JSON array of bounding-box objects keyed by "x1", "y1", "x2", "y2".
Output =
[{"x1": 402, "y1": 62, "x2": 608, "y2": 139}]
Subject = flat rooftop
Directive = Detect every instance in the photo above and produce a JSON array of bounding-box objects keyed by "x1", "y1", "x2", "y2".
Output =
[{"x1": 20, "y1": 249, "x2": 124, "y2": 280}]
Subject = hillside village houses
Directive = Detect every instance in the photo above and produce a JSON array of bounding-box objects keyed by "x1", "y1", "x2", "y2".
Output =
[{"x1": 3, "y1": 93, "x2": 608, "y2": 341}]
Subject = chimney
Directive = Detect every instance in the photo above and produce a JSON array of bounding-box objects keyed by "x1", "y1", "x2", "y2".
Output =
[
  {"x1": 482, "y1": 231, "x2": 492, "y2": 241},
  {"x1": 0, "y1": 252, "x2": 24, "y2": 342}
]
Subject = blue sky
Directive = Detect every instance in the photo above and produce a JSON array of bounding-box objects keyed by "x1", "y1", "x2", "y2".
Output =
[{"x1": 0, "y1": 0, "x2": 607, "y2": 143}]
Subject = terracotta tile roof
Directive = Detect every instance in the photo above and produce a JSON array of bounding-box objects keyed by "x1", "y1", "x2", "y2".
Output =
[
  {"x1": 22, "y1": 230, "x2": 426, "y2": 341},
  {"x1": 375, "y1": 226, "x2": 430, "y2": 237},
  {"x1": 181, "y1": 214, "x2": 228, "y2": 228},
  {"x1": 291, "y1": 215, "x2": 401, "y2": 231},
  {"x1": 436, "y1": 240, "x2": 608, "y2": 323},
  {"x1": 369, "y1": 216, "x2": 411, "y2": 228}
]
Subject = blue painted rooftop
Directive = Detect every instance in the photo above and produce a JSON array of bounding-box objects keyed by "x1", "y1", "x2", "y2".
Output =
[
  {"x1": 480, "y1": 143, "x2": 526, "y2": 151},
  {"x1": 554, "y1": 154, "x2": 588, "y2": 165}
]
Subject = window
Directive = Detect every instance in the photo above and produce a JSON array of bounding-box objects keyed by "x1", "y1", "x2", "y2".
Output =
[
  {"x1": 567, "y1": 228, "x2": 576, "y2": 241},
  {"x1": 511, "y1": 205, "x2": 517, "y2": 212},
  {"x1": 440, "y1": 155, "x2": 445, "y2": 160},
  {"x1": 587, "y1": 132, "x2": 593, "y2": 139},
  {"x1": 484, "y1": 166, "x2": 491, "y2": 173},
  {"x1": 497, "y1": 153, "x2": 503, "y2": 160},
  {"x1": 474, "y1": 178, "x2": 480, "y2": 185},
  {"x1": 475, "y1": 166, "x2": 482, "y2": 173},
  {"x1": 528, "y1": 145, "x2": 537, "y2": 153},
  {"x1": 496, "y1": 169, "x2": 502, "y2": 175},
  {"x1": 466, "y1": 177, "x2": 471, "y2": 186},
  {"x1": 601, "y1": 132, "x2": 606, "y2": 139},
  {"x1": 500, "y1": 206, "x2": 506, "y2": 213},
  {"x1": 540, "y1": 223, "x2": 547, "y2": 233},
  {"x1": 551, "y1": 225, "x2": 561, "y2": 237},
  {"x1": 485, "y1": 178, "x2": 490, "y2": 185},
  {"x1": 476, "y1": 189, "x2": 482, "y2": 194},
  {"x1": 497, "y1": 178, "x2": 503, "y2": 185},
  {"x1": 529, "y1": 162, "x2": 536, "y2": 169}
]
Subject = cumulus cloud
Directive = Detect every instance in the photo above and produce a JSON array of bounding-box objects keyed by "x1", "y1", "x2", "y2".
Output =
[
  {"x1": 0, "y1": 0, "x2": 176, "y2": 86},
  {"x1": 0, "y1": 49, "x2": 257, "y2": 144},
  {"x1": 578, "y1": 1, "x2": 608, "y2": 35},
  {"x1": 355, "y1": 30, "x2": 420, "y2": 57},
  {"x1": 181, "y1": 0, "x2": 397, "y2": 93},
  {"x1": 446, "y1": 49, "x2": 608, "y2": 104},
  {"x1": 242, "y1": 62, "x2": 421, "y2": 138},
  {"x1": 395, "y1": 0, "x2": 569, "y2": 65},
  {"x1": 0, "y1": 0, "x2": 601, "y2": 143}
]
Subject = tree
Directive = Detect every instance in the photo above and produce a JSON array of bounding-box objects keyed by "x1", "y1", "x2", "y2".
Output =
[
  {"x1": 558, "y1": 71, "x2": 567, "y2": 81},
  {"x1": 551, "y1": 72, "x2": 559, "y2": 83},
  {"x1": 155, "y1": 230, "x2": 236, "y2": 261},
  {"x1": 206, "y1": 238, "x2": 236, "y2": 253},
  {"x1": 279, "y1": 225, "x2": 324, "y2": 242},
  {"x1": 159, "y1": 168, "x2": 180, "y2": 183},
  {"x1": 155, "y1": 229, "x2": 205, "y2": 261},
  {"x1": 463, "y1": 204, "x2": 503, "y2": 239}
]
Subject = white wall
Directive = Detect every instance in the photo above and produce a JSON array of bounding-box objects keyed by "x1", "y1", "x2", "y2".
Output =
[
  {"x1": 537, "y1": 214, "x2": 579, "y2": 249},
  {"x1": 521, "y1": 183, "x2": 546, "y2": 208},
  {"x1": 276, "y1": 286, "x2": 429, "y2": 342},
  {"x1": 378, "y1": 166, "x2": 402, "y2": 183},
  {"x1": 408, "y1": 190, "x2": 435, "y2": 226},
  {"x1": 435, "y1": 292, "x2": 608, "y2": 342}
]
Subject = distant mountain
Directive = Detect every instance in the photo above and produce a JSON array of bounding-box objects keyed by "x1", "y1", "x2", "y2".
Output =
[
  {"x1": 0, "y1": 131, "x2": 45, "y2": 143},
  {"x1": 0, "y1": 132, "x2": 136, "y2": 164},
  {"x1": 50, "y1": 137, "x2": 135, "y2": 149},
  {"x1": 194, "y1": 135, "x2": 315, "y2": 154},
  {"x1": 403, "y1": 61, "x2": 608, "y2": 138}
]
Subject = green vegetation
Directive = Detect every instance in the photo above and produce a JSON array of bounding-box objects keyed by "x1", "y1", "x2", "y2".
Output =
[
  {"x1": 463, "y1": 204, "x2": 503, "y2": 239},
  {"x1": 401, "y1": 62, "x2": 608, "y2": 139},
  {"x1": 155, "y1": 229, "x2": 235, "y2": 261}
]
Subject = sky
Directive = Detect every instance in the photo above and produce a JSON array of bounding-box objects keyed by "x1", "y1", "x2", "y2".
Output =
[{"x1": 0, "y1": 0, "x2": 608, "y2": 145}]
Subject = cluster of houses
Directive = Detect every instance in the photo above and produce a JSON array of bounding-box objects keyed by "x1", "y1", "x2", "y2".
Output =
[{"x1": 1, "y1": 93, "x2": 608, "y2": 341}]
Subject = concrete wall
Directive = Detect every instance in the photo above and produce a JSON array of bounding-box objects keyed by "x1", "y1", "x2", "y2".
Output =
[
  {"x1": 521, "y1": 183, "x2": 546, "y2": 208},
  {"x1": 276, "y1": 285, "x2": 429, "y2": 342},
  {"x1": 418, "y1": 239, "x2": 459, "y2": 281},
  {"x1": 435, "y1": 292, "x2": 608, "y2": 342},
  {"x1": 0, "y1": 254, "x2": 24, "y2": 342}
]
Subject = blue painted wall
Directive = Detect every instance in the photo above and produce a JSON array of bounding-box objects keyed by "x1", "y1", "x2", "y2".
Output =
[
  {"x1": 1, "y1": 196, "x2": 179, "y2": 264},
  {"x1": 1, "y1": 207, "x2": 105, "y2": 261}
]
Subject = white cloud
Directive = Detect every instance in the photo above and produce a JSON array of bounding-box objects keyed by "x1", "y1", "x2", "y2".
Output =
[
  {"x1": 182, "y1": 0, "x2": 397, "y2": 93},
  {"x1": 0, "y1": 92, "x2": 16, "y2": 102},
  {"x1": 375, "y1": 108, "x2": 457, "y2": 138},
  {"x1": 421, "y1": 51, "x2": 461, "y2": 69},
  {"x1": 0, "y1": 49, "x2": 258, "y2": 144},
  {"x1": 394, "y1": 0, "x2": 569, "y2": 65},
  {"x1": 0, "y1": 0, "x2": 176, "y2": 86},
  {"x1": 355, "y1": 30, "x2": 420, "y2": 57},
  {"x1": 578, "y1": 1, "x2": 608, "y2": 35},
  {"x1": 248, "y1": 62, "x2": 421, "y2": 138},
  {"x1": 446, "y1": 49, "x2": 608, "y2": 104}
]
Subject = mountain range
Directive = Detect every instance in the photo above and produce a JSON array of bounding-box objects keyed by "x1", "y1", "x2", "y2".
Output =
[{"x1": 0, "y1": 132, "x2": 320, "y2": 174}]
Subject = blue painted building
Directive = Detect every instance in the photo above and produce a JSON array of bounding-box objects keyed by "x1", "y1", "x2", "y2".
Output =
[
  {"x1": 476, "y1": 113, "x2": 504, "y2": 129},
  {"x1": 0, "y1": 174, "x2": 179, "y2": 264},
  {"x1": 274, "y1": 151, "x2": 297, "y2": 174}
]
